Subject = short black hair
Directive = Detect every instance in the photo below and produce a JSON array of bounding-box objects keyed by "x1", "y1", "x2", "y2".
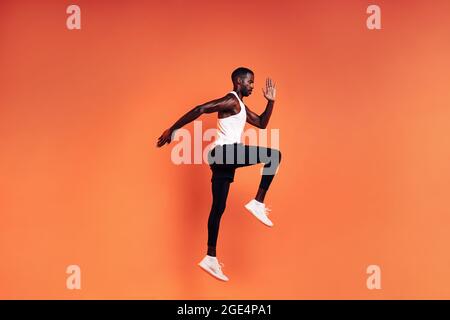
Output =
[{"x1": 231, "y1": 67, "x2": 254, "y2": 83}]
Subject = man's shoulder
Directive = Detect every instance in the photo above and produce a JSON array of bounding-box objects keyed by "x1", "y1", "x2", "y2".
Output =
[{"x1": 220, "y1": 92, "x2": 239, "y2": 105}]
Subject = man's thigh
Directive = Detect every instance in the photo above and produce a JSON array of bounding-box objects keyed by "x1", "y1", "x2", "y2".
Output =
[{"x1": 233, "y1": 144, "x2": 273, "y2": 168}]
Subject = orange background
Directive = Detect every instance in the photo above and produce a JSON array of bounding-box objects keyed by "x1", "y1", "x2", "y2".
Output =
[{"x1": 1, "y1": 0, "x2": 450, "y2": 299}]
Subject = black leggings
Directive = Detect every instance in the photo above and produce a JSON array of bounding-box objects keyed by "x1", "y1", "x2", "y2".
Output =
[
  {"x1": 207, "y1": 144, "x2": 282, "y2": 250},
  {"x1": 208, "y1": 143, "x2": 282, "y2": 188},
  {"x1": 207, "y1": 180, "x2": 231, "y2": 252}
]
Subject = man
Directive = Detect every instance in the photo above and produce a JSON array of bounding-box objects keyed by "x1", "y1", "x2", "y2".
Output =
[{"x1": 157, "y1": 67, "x2": 282, "y2": 281}]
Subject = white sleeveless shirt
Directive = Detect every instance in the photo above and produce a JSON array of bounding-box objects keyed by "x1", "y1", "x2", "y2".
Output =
[{"x1": 214, "y1": 91, "x2": 247, "y2": 146}]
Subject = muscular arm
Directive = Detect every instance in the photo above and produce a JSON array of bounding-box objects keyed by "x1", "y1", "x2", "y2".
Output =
[
  {"x1": 169, "y1": 95, "x2": 234, "y2": 131},
  {"x1": 156, "y1": 94, "x2": 235, "y2": 147},
  {"x1": 245, "y1": 100, "x2": 274, "y2": 129}
]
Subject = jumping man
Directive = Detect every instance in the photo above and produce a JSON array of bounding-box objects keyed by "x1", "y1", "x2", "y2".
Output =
[{"x1": 157, "y1": 67, "x2": 282, "y2": 281}]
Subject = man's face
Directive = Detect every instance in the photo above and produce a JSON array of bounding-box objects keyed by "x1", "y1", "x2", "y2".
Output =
[{"x1": 240, "y1": 73, "x2": 255, "y2": 97}]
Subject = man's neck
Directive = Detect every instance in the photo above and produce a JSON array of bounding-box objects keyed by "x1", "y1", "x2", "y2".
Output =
[{"x1": 232, "y1": 88, "x2": 244, "y2": 100}]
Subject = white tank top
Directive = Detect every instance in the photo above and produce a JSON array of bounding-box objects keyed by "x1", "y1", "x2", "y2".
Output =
[{"x1": 214, "y1": 91, "x2": 247, "y2": 146}]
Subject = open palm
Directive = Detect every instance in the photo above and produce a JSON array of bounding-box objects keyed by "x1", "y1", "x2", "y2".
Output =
[{"x1": 262, "y1": 78, "x2": 276, "y2": 101}]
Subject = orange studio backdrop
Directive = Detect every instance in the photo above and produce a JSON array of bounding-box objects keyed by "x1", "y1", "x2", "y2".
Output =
[{"x1": 1, "y1": 0, "x2": 450, "y2": 299}]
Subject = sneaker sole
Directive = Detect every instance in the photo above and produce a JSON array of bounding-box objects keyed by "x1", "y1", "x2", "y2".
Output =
[
  {"x1": 244, "y1": 204, "x2": 274, "y2": 227},
  {"x1": 198, "y1": 263, "x2": 229, "y2": 282}
]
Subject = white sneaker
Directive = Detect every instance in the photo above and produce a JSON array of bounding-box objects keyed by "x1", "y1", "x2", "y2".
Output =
[
  {"x1": 198, "y1": 255, "x2": 229, "y2": 282},
  {"x1": 244, "y1": 199, "x2": 274, "y2": 227}
]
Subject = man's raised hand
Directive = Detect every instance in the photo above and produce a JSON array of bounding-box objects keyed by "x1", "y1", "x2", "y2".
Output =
[{"x1": 262, "y1": 78, "x2": 276, "y2": 101}]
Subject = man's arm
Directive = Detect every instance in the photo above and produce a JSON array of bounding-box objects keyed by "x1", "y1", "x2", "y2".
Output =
[
  {"x1": 245, "y1": 78, "x2": 276, "y2": 129},
  {"x1": 156, "y1": 94, "x2": 235, "y2": 147},
  {"x1": 245, "y1": 100, "x2": 274, "y2": 129}
]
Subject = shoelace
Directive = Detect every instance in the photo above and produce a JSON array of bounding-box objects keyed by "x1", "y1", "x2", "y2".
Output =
[{"x1": 264, "y1": 207, "x2": 271, "y2": 216}]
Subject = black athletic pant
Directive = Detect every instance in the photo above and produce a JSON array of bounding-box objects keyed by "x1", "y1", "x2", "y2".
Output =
[{"x1": 206, "y1": 143, "x2": 282, "y2": 254}]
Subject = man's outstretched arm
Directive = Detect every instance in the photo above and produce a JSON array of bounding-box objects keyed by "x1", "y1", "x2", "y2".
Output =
[
  {"x1": 245, "y1": 78, "x2": 276, "y2": 129},
  {"x1": 156, "y1": 94, "x2": 235, "y2": 147}
]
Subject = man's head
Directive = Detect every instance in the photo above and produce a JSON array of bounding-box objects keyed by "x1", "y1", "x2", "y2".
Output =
[{"x1": 231, "y1": 67, "x2": 254, "y2": 97}]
